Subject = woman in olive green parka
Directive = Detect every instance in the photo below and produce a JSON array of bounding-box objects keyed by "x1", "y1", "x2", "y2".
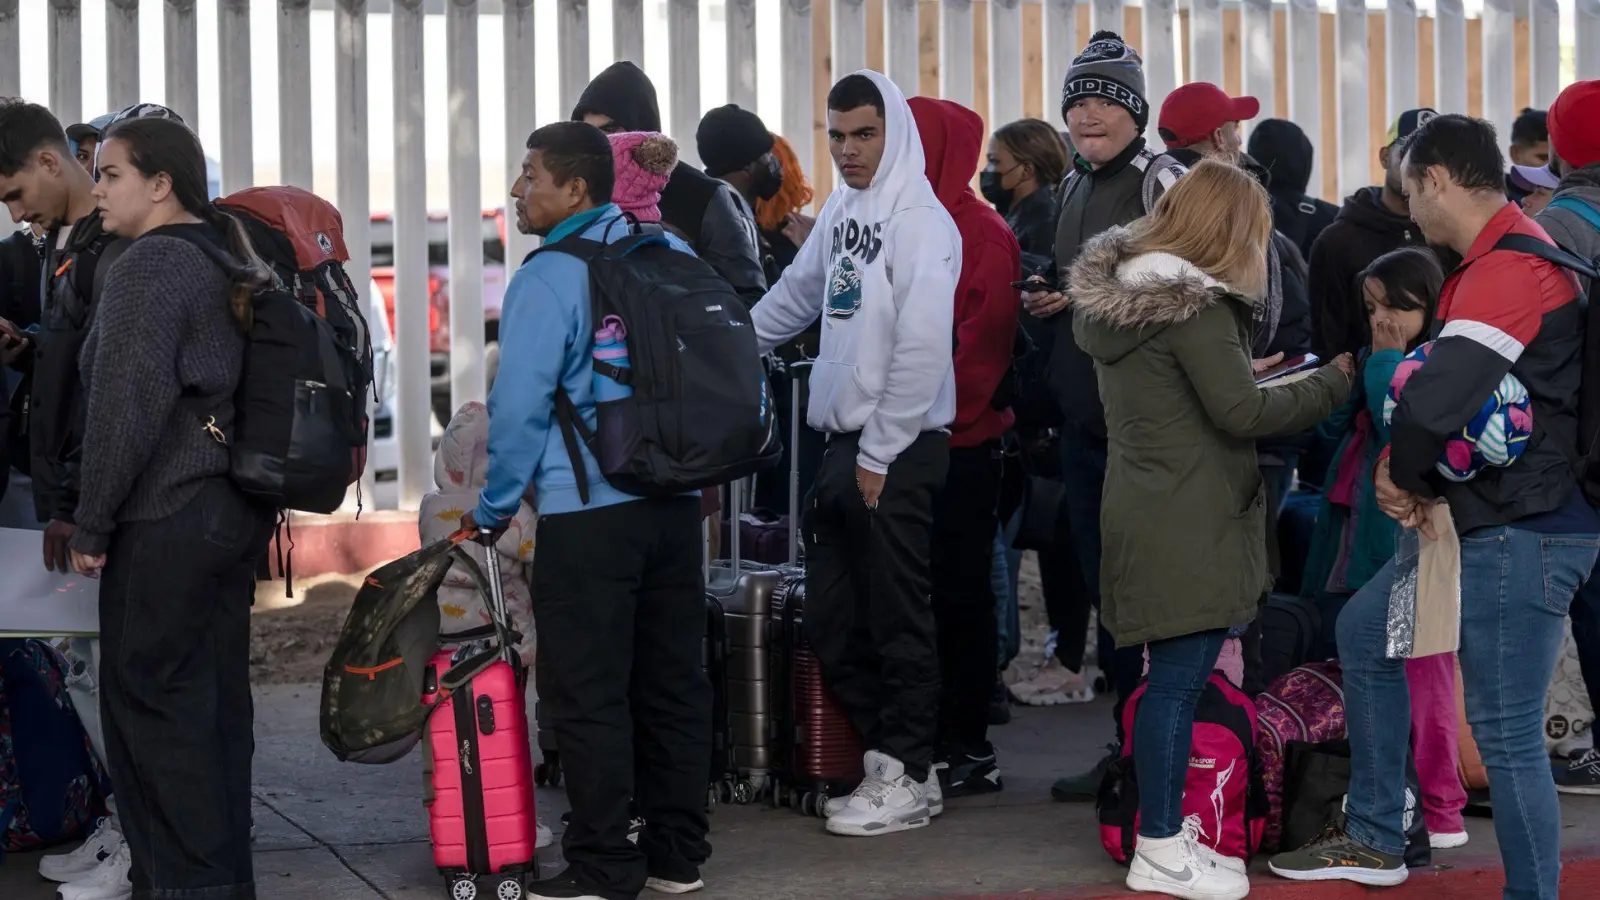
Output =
[{"x1": 1064, "y1": 160, "x2": 1351, "y2": 894}]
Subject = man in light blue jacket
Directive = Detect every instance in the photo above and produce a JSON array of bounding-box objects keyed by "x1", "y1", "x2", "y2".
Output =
[{"x1": 462, "y1": 122, "x2": 710, "y2": 900}]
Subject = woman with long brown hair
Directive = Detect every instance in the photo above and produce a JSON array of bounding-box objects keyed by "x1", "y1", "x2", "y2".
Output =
[
  {"x1": 1066, "y1": 159, "x2": 1352, "y2": 899},
  {"x1": 68, "y1": 115, "x2": 274, "y2": 900}
]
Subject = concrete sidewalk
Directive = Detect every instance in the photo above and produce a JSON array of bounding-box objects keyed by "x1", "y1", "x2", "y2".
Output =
[{"x1": 5, "y1": 684, "x2": 1600, "y2": 900}]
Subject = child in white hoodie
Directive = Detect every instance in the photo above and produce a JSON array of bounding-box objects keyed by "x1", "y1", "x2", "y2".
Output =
[{"x1": 749, "y1": 69, "x2": 961, "y2": 838}]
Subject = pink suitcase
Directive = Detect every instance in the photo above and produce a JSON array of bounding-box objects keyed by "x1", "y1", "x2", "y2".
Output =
[{"x1": 421, "y1": 533, "x2": 537, "y2": 900}]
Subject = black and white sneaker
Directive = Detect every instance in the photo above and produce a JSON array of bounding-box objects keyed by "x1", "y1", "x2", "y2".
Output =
[
  {"x1": 939, "y1": 747, "x2": 1004, "y2": 798},
  {"x1": 555, "y1": 811, "x2": 645, "y2": 842},
  {"x1": 528, "y1": 872, "x2": 605, "y2": 900},
  {"x1": 1555, "y1": 747, "x2": 1600, "y2": 795}
]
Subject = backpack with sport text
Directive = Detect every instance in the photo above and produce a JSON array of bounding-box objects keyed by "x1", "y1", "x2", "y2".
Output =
[
  {"x1": 197, "y1": 186, "x2": 375, "y2": 514},
  {"x1": 534, "y1": 216, "x2": 781, "y2": 502},
  {"x1": 1493, "y1": 203, "x2": 1600, "y2": 505},
  {"x1": 1098, "y1": 671, "x2": 1267, "y2": 865}
]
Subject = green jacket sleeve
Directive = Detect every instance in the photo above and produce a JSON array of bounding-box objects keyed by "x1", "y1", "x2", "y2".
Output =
[{"x1": 1169, "y1": 302, "x2": 1351, "y2": 440}]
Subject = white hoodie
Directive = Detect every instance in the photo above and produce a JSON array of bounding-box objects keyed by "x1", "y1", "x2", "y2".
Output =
[{"x1": 751, "y1": 69, "x2": 960, "y2": 474}]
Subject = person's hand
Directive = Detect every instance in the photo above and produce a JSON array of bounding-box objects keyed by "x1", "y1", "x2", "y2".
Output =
[
  {"x1": 1330, "y1": 352, "x2": 1355, "y2": 384},
  {"x1": 1251, "y1": 352, "x2": 1285, "y2": 375},
  {"x1": 0, "y1": 317, "x2": 28, "y2": 366},
  {"x1": 1022, "y1": 277, "x2": 1068, "y2": 318},
  {"x1": 782, "y1": 212, "x2": 817, "y2": 247},
  {"x1": 1371, "y1": 318, "x2": 1407, "y2": 354},
  {"x1": 43, "y1": 520, "x2": 76, "y2": 573},
  {"x1": 70, "y1": 550, "x2": 105, "y2": 578},
  {"x1": 1373, "y1": 458, "x2": 1420, "y2": 524},
  {"x1": 1401, "y1": 498, "x2": 1440, "y2": 540},
  {"x1": 855, "y1": 464, "x2": 886, "y2": 510}
]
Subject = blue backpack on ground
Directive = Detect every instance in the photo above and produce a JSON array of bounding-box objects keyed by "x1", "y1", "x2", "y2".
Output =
[{"x1": 0, "y1": 639, "x2": 108, "y2": 860}]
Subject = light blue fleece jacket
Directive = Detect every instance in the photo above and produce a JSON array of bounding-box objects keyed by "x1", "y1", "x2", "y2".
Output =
[{"x1": 474, "y1": 204, "x2": 695, "y2": 523}]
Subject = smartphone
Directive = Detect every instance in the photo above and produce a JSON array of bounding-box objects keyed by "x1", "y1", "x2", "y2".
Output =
[
  {"x1": 1012, "y1": 278, "x2": 1058, "y2": 292},
  {"x1": 1255, "y1": 353, "x2": 1321, "y2": 384}
]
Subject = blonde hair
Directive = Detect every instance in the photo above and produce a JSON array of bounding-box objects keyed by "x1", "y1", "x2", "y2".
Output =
[{"x1": 1129, "y1": 158, "x2": 1272, "y2": 298}]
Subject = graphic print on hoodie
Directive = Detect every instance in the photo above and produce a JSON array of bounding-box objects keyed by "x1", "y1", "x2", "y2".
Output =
[{"x1": 750, "y1": 70, "x2": 962, "y2": 475}]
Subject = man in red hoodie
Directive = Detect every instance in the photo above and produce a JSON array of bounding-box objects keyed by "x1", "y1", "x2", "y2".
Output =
[{"x1": 908, "y1": 96, "x2": 1023, "y2": 797}]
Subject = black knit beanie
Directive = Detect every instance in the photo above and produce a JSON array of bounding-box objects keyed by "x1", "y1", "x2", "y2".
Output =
[
  {"x1": 697, "y1": 105, "x2": 776, "y2": 178},
  {"x1": 1061, "y1": 31, "x2": 1150, "y2": 130}
]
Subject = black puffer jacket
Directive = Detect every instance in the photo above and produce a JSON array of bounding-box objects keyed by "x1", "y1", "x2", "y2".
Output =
[
  {"x1": 1005, "y1": 186, "x2": 1063, "y2": 431},
  {"x1": 571, "y1": 62, "x2": 768, "y2": 304}
]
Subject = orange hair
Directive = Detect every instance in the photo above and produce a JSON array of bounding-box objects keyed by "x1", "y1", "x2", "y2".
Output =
[{"x1": 754, "y1": 133, "x2": 814, "y2": 232}]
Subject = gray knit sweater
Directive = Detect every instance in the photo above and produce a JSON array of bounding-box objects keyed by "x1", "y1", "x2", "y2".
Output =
[{"x1": 70, "y1": 225, "x2": 245, "y2": 556}]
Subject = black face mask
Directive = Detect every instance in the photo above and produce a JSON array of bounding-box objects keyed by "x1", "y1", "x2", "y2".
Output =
[
  {"x1": 980, "y1": 170, "x2": 1013, "y2": 214},
  {"x1": 752, "y1": 156, "x2": 784, "y2": 201}
]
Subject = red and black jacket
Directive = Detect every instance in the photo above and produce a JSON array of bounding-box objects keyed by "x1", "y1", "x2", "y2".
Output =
[{"x1": 1387, "y1": 204, "x2": 1586, "y2": 533}]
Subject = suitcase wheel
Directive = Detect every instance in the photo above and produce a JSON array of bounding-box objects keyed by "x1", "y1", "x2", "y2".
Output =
[
  {"x1": 493, "y1": 877, "x2": 524, "y2": 900},
  {"x1": 448, "y1": 876, "x2": 478, "y2": 900},
  {"x1": 732, "y1": 779, "x2": 756, "y2": 805}
]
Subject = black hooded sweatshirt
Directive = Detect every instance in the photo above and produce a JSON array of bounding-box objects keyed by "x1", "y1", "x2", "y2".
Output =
[
  {"x1": 571, "y1": 62, "x2": 768, "y2": 304},
  {"x1": 1306, "y1": 186, "x2": 1427, "y2": 360},
  {"x1": 1248, "y1": 119, "x2": 1339, "y2": 261}
]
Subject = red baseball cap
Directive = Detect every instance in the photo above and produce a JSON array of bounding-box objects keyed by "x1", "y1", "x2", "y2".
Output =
[
  {"x1": 1158, "y1": 82, "x2": 1261, "y2": 148},
  {"x1": 1548, "y1": 79, "x2": 1600, "y2": 170}
]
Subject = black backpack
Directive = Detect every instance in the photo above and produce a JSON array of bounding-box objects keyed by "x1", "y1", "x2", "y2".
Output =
[
  {"x1": 1258, "y1": 594, "x2": 1323, "y2": 687},
  {"x1": 1492, "y1": 224, "x2": 1600, "y2": 505},
  {"x1": 533, "y1": 218, "x2": 781, "y2": 502}
]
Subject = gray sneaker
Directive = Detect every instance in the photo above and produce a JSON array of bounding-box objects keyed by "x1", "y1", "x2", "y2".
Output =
[{"x1": 1268, "y1": 815, "x2": 1408, "y2": 887}]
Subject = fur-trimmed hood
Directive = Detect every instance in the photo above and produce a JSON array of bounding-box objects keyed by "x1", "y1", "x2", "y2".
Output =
[{"x1": 1067, "y1": 226, "x2": 1249, "y2": 364}]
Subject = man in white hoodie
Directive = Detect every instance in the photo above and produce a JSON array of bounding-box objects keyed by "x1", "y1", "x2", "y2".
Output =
[{"x1": 750, "y1": 70, "x2": 961, "y2": 837}]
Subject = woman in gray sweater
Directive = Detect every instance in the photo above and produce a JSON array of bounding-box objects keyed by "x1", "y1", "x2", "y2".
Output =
[{"x1": 69, "y1": 116, "x2": 273, "y2": 900}]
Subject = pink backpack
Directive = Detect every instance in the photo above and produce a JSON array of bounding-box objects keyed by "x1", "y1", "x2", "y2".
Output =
[
  {"x1": 1255, "y1": 661, "x2": 1346, "y2": 852},
  {"x1": 1097, "y1": 671, "x2": 1267, "y2": 864}
]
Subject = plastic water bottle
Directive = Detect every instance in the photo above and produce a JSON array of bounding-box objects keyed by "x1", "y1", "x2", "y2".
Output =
[{"x1": 592, "y1": 315, "x2": 631, "y2": 402}]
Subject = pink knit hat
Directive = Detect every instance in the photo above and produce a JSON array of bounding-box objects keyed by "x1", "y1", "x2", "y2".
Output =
[{"x1": 607, "y1": 131, "x2": 678, "y2": 222}]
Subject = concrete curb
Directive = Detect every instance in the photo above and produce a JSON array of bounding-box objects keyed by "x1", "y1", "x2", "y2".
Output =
[{"x1": 918, "y1": 847, "x2": 1600, "y2": 900}]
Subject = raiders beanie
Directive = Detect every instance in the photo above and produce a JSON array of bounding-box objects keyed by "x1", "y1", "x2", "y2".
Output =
[{"x1": 1061, "y1": 31, "x2": 1150, "y2": 130}]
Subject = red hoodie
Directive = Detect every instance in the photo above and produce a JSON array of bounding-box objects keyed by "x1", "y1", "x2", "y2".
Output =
[{"x1": 908, "y1": 97, "x2": 1021, "y2": 448}]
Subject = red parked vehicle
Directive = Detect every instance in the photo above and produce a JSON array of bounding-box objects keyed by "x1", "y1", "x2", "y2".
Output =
[{"x1": 370, "y1": 210, "x2": 509, "y2": 425}]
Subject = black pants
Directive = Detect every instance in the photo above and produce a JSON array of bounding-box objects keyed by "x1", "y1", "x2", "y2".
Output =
[
  {"x1": 804, "y1": 430, "x2": 948, "y2": 781},
  {"x1": 1241, "y1": 460, "x2": 1294, "y2": 695},
  {"x1": 98, "y1": 479, "x2": 272, "y2": 900},
  {"x1": 533, "y1": 497, "x2": 710, "y2": 900},
  {"x1": 931, "y1": 442, "x2": 1003, "y2": 754}
]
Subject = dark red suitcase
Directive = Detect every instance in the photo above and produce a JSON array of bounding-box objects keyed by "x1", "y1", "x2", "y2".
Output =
[{"x1": 768, "y1": 574, "x2": 865, "y2": 817}]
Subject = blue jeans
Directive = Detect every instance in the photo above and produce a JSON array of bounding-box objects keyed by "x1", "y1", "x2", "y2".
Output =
[
  {"x1": 1135, "y1": 628, "x2": 1229, "y2": 838},
  {"x1": 1338, "y1": 525, "x2": 1600, "y2": 900},
  {"x1": 993, "y1": 510, "x2": 1022, "y2": 671}
]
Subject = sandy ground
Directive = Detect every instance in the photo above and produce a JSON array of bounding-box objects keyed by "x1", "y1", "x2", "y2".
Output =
[{"x1": 248, "y1": 553, "x2": 1070, "y2": 686}]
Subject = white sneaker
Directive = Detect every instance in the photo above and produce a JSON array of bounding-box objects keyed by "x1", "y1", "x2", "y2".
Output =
[
  {"x1": 537, "y1": 820, "x2": 554, "y2": 849},
  {"x1": 39, "y1": 818, "x2": 121, "y2": 883},
  {"x1": 1009, "y1": 658, "x2": 1097, "y2": 707},
  {"x1": 824, "y1": 751, "x2": 931, "y2": 837},
  {"x1": 1126, "y1": 825, "x2": 1250, "y2": 900},
  {"x1": 825, "y1": 760, "x2": 944, "y2": 818},
  {"x1": 1430, "y1": 830, "x2": 1468, "y2": 849},
  {"x1": 643, "y1": 876, "x2": 705, "y2": 894},
  {"x1": 57, "y1": 840, "x2": 132, "y2": 900}
]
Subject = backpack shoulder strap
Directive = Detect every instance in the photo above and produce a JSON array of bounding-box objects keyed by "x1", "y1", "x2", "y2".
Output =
[
  {"x1": 1134, "y1": 151, "x2": 1188, "y2": 215},
  {"x1": 1549, "y1": 196, "x2": 1600, "y2": 232},
  {"x1": 1491, "y1": 233, "x2": 1600, "y2": 281}
]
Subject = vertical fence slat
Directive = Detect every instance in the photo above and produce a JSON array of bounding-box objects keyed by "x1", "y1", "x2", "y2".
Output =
[
  {"x1": 218, "y1": 0, "x2": 253, "y2": 192},
  {"x1": 1044, "y1": 0, "x2": 1075, "y2": 125},
  {"x1": 1091, "y1": 0, "x2": 1123, "y2": 36},
  {"x1": 833, "y1": 0, "x2": 868, "y2": 80},
  {"x1": 392, "y1": 0, "x2": 429, "y2": 510},
  {"x1": 558, "y1": 0, "x2": 590, "y2": 120},
  {"x1": 1335, "y1": 0, "x2": 1368, "y2": 199},
  {"x1": 1481, "y1": 0, "x2": 1514, "y2": 143},
  {"x1": 504, "y1": 0, "x2": 537, "y2": 268},
  {"x1": 1580, "y1": 0, "x2": 1600, "y2": 81},
  {"x1": 1528, "y1": 0, "x2": 1558, "y2": 109},
  {"x1": 941, "y1": 0, "x2": 974, "y2": 107},
  {"x1": 613, "y1": 0, "x2": 644, "y2": 62},
  {"x1": 887, "y1": 0, "x2": 918, "y2": 90},
  {"x1": 164, "y1": 0, "x2": 200, "y2": 131},
  {"x1": 1240, "y1": 0, "x2": 1273, "y2": 132},
  {"x1": 0, "y1": 0, "x2": 18, "y2": 100},
  {"x1": 49, "y1": 0, "x2": 82, "y2": 126},
  {"x1": 1143, "y1": 0, "x2": 1177, "y2": 128},
  {"x1": 668, "y1": 0, "x2": 701, "y2": 166},
  {"x1": 989, "y1": 0, "x2": 1023, "y2": 127},
  {"x1": 106, "y1": 0, "x2": 140, "y2": 112},
  {"x1": 447, "y1": 0, "x2": 485, "y2": 414},
  {"x1": 781, "y1": 0, "x2": 814, "y2": 178},
  {"x1": 1189, "y1": 0, "x2": 1225, "y2": 87},
  {"x1": 1434, "y1": 0, "x2": 1467, "y2": 113},
  {"x1": 727, "y1": 0, "x2": 758, "y2": 109},
  {"x1": 278, "y1": 0, "x2": 314, "y2": 189},
  {"x1": 335, "y1": 0, "x2": 372, "y2": 508},
  {"x1": 1385, "y1": 0, "x2": 1417, "y2": 123}
]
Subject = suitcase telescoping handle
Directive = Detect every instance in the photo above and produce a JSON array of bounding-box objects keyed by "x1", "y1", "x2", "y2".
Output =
[
  {"x1": 477, "y1": 528, "x2": 516, "y2": 665},
  {"x1": 787, "y1": 360, "x2": 811, "y2": 566}
]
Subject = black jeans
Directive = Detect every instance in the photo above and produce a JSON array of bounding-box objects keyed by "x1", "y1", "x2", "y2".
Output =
[
  {"x1": 533, "y1": 496, "x2": 710, "y2": 900},
  {"x1": 931, "y1": 442, "x2": 1003, "y2": 754},
  {"x1": 1058, "y1": 427, "x2": 1143, "y2": 743},
  {"x1": 803, "y1": 430, "x2": 948, "y2": 781},
  {"x1": 1570, "y1": 557, "x2": 1600, "y2": 729},
  {"x1": 98, "y1": 479, "x2": 272, "y2": 900}
]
